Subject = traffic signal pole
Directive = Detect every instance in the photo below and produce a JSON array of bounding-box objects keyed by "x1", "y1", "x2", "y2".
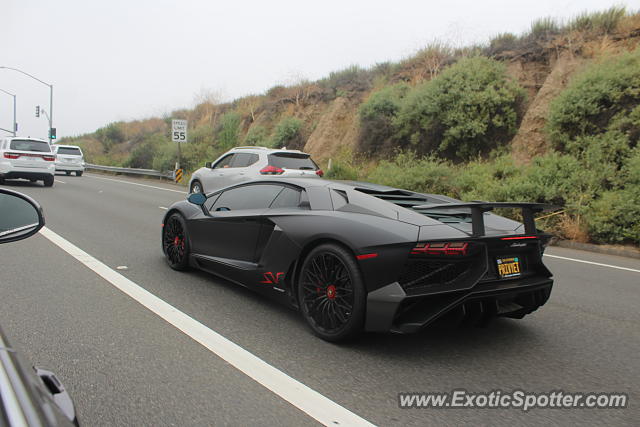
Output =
[
  {"x1": 49, "y1": 84, "x2": 53, "y2": 143},
  {"x1": 0, "y1": 67, "x2": 53, "y2": 141}
]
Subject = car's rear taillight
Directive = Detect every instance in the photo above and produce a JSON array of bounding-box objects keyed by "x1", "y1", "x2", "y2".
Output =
[
  {"x1": 411, "y1": 241, "x2": 469, "y2": 256},
  {"x1": 42, "y1": 154, "x2": 56, "y2": 161},
  {"x1": 260, "y1": 165, "x2": 284, "y2": 175},
  {"x1": 4, "y1": 152, "x2": 20, "y2": 159},
  {"x1": 316, "y1": 169, "x2": 324, "y2": 177}
]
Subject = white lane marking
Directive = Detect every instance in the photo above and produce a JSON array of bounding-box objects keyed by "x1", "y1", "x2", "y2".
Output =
[
  {"x1": 56, "y1": 180, "x2": 66, "y2": 184},
  {"x1": 544, "y1": 254, "x2": 640, "y2": 273},
  {"x1": 38, "y1": 227, "x2": 374, "y2": 427},
  {"x1": 86, "y1": 174, "x2": 186, "y2": 194},
  {"x1": 159, "y1": 206, "x2": 169, "y2": 210}
]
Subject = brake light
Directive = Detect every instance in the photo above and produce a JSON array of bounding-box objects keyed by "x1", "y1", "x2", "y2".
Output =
[
  {"x1": 42, "y1": 154, "x2": 56, "y2": 161},
  {"x1": 500, "y1": 236, "x2": 537, "y2": 240},
  {"x1": 4, "y1": 152, "x2": 20, "y2": 159},
  {"x1": 411, "y1": 241, "x2": 469, "y2": 256},
  {"x1": 260, "y1": 165, "x2": 284, "y2": 175},
  {"x1": 316, "y1": 169, "x2": 324, "y2": 177}
]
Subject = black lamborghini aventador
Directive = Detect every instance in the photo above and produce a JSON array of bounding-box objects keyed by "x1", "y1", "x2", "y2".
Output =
[{"x1": 161, "y1": 178, "x2": 556, "y2": 342}]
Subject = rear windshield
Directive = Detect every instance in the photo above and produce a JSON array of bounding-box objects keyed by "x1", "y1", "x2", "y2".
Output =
[
  {"x1": 57, "y1": 147, "x2": 82, "y2": 155},
  {"x1": 9, "y1": 139, "x2": 51, "y2": 152},
  {"x1": 268, "y1": 153, "x2": 317, "y2": 170}
]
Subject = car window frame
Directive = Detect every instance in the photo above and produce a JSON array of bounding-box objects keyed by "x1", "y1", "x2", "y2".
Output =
[
  {"x1": 268, "y1": 186, "x2": 304, "y2": 209},
  {"x1": 208, "y1": 183, "x2": 285, "y2": 212},
  {"x1": 212, "y1": 154, "x2": 236, "y2": 169},
  {"x1": 230, "y1": 153, "x2": 259, "y2": 168}
]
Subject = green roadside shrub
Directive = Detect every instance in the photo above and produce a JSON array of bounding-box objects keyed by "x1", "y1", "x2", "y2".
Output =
[
  {"x1": 217, "y1": 112, "x2": 242, "y2": 150},
  {"x1": 325, "y1": 161, "x2": 359, "y2": 181},
  {"x1": 244, "y1": 125, "x2": 269, "y2": 146},
  {"x1": 366, "y1": 151, "x2": 456, "y2": 195},
  {"x1": 95, "y1": 122, "x2": 125, "y2": 152},
  {"x1": 271, "y1": 117, "x2": 304, "y2": 150},
  {"x1": 547, "y1": 49, "x2": 640, "y2": 155},
  {"x1": 358, "y1": 83, "x2": 409, "y2": 155},
  {"x1": 586, "y1": 188, "x2": 640, "y2": 244},
  {"x1": 394, "y1": 56, "x2": 525, "y2": 161}
]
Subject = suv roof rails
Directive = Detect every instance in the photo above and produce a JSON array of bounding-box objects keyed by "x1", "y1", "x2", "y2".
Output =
[{"x1": 234, "y1": 146, "x2": 270, "y2": 150}]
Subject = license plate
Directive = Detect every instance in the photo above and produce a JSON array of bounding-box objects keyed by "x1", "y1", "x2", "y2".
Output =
[{"x1": 496, "y1": 256, "x2": 521, "y2": 278}]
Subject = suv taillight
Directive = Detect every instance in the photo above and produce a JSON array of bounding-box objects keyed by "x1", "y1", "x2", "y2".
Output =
[
  {"x1": 260, "y1": 165, "x2": 284, "y2": 175},
  {"x1": 4, "y1": 152, "x2": 20, "y2": 159},
  {"x1": 316, "y1": 169, "x2": 324, "y2": 177},
  {"x1": 411, "y1": 242, "x2": 469, "y2": 256},
  {"x1": 42, "y1": 154, "x2": 56, "y2": 161}
]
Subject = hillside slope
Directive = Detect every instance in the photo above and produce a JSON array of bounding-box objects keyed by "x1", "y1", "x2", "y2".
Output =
[{"x1": 61, "y1": 8, "x2": 640, "y2": 245}]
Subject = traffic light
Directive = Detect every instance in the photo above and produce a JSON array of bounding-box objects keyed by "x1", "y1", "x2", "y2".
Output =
[
  {"x1": 35, "y1": 105, "x2": 40, "y2": 117},
  {"x1": 49, "y1": 128, "x2": 57, "y2": 139}
]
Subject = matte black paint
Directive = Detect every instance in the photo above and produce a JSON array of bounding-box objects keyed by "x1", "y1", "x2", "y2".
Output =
[{"x1": 163, "y1": 178, "x2": 555, "y2": 333}]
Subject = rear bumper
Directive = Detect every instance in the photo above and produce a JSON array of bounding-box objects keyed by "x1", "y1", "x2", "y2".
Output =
[
  {"x1": 0, "y1": 170, "x2": 54, "y2": 180},
  {"x1": 365, "y1": 276, "x2": 553, "y2": 333},
  {"x1": 0, "y1": 162, "x2": 55, "y2": 177},
  {"x1": 55, "y1": 163, "x2": 84, "y2": 172}
]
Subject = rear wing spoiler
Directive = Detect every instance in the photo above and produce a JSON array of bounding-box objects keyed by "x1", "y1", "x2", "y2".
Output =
[{"x1": 411, "y1": 202, "x2": 559, "y2": 237}]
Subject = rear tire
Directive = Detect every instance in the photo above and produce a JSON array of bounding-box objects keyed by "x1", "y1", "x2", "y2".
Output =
[
  {"x1": 66, "y1": 171, "x2": 71, "y2": 176},
  {"x1": 190, "y1": 180, "x2": 203, "y2": 194},
  {"x1": 163, "y1": 213, "x2": 190, "y2": 271},
  {"x1": 297, "y1": 244, "x2": 366, "y2": 342},
  {"x1": 43, "y1": 176, "x2": 54, "y2": 187},
  {"x1": 76, "y1": 171, "x2": 83, "y2": 177}
]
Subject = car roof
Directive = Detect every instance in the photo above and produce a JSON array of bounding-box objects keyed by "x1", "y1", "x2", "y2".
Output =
[
  {"x1": 228, "y1": 177, "x2": 409, "y2": 192},
  {"x1": 3, "y1": 137, "x2": 49, "y2": 143},
  {"x1": 228, "y1": 146, "x2": 309, "y2": 155}
]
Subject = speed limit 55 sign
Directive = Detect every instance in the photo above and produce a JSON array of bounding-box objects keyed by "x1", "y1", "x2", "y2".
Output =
[{"x1": 172, "y1": 119, "x2": 188, "y2": 143}]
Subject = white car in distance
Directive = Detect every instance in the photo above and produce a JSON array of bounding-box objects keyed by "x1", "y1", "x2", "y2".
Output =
[
  {"x1": 52, "y1": 145, "x2": 85, "y2": 176},
  {"x1": 188, "y1": 147, "x2": 323, "y2": 194},
  {"x1": 0, "y1": 137, "x2": 56, "y2": 187}
]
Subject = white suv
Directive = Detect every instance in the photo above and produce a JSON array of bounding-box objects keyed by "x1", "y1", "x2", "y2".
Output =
[
  {"x1": 0, "y1": 137, "x2": 56, "y2": 187},
  {"x1": 188, "y1": 147, "x2": 323, "y2": 193},
  {"x1": 52, "y1": 144, "x2": 85, "y2": 176}
]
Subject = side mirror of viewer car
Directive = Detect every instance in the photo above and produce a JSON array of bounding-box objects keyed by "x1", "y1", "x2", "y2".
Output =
[
  {"x1": 188, "y1": 192, "x2": 207, "y2": 206},
  {"x1": 0, "y1": 189, "x2": 45, "y2": 244}
]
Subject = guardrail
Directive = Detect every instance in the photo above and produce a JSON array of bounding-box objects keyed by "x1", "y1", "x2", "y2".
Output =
[{"x1": 85, "y1": 163, "x2": 174, "y2": 180}]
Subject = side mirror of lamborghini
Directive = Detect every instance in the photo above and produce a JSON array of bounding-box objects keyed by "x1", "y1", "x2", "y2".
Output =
[
  {"x1": 188, "y1": 192, "x2": 207, "y2": 206},
  {"x1": 0, "y1": 189, "x2": 45, "y2": 244}
]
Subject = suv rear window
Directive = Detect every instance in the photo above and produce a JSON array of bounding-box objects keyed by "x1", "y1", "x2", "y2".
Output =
[
  {"x1": 9, "y1": 139, "x2": 51, "y2": 152},
  {"x1": 57, "y1": 147, "x2": 82, "y2": 155},
  {"x1": 268, "y1": 153, "x2": 317, "y2": 170}
]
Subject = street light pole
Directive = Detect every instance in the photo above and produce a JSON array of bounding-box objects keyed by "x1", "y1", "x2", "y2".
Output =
[
  {"x1": 0, "y1": 88, "x2": 17, "y2": 136},
  {"x1": 0, "y1": 66, "x2": 53, "y2": 142}
]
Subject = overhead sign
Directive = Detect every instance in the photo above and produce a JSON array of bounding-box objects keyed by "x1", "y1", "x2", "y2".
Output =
[{"x1": 171, "y1": 119, "x2": 188, "y2": 143}]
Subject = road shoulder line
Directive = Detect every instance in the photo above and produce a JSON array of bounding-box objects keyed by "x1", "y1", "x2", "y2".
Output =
[
  {"x1": 544, "y1": 254, "x2": 640, "y2": 273},
  {"x1": 85, "y1": 174, "x2": 187, "y2": 194}
]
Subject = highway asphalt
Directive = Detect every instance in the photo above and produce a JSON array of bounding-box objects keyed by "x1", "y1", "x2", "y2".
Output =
[{"x1": 0, "y1": 173, "x2": 638, "y2": 426}]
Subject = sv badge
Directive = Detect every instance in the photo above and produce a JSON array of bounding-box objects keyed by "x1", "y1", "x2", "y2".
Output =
[{"x1": 260, "y1": 272, "x2": 285, "y2": 285}]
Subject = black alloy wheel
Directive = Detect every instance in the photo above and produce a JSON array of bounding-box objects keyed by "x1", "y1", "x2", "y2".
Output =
[
  {"x1": 163, "y1": 213, "x2": 190, "y2": 270},
  {"x1": 298, "y1": 244, "x2": 365, "y2": 342}
]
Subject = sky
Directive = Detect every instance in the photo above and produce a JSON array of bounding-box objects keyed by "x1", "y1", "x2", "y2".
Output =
[{"x1": 2, "y1": 0, "x2": 639, "y2": 140}]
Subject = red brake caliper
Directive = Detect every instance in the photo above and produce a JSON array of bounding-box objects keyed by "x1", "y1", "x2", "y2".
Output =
[{"x1": 326, "y1": 284, "x2": 337, "y2": 300}]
